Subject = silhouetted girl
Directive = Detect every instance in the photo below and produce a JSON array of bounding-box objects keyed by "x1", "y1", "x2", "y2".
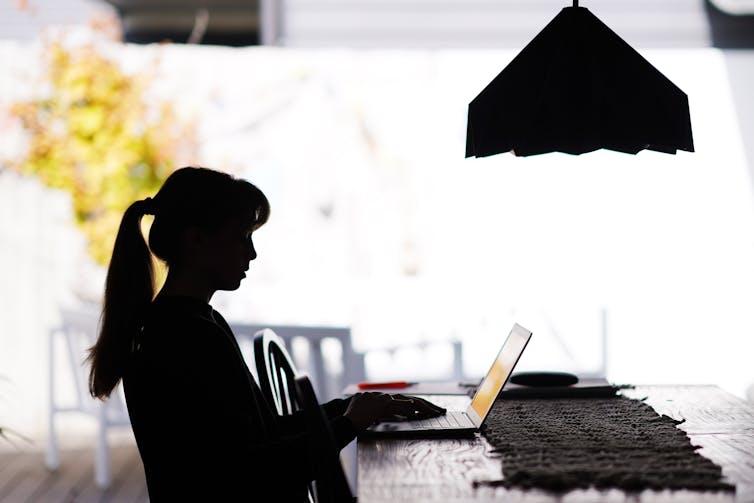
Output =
[{"x1": 87, "y1": 167, "x2": 442, "y2": 501}]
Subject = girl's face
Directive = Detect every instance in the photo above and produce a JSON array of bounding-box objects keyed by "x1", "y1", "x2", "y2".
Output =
[{"x1": 199, "y1": 216, "x2": 258, "y2": 292}]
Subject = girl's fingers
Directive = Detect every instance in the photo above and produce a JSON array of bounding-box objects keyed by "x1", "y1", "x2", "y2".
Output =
[
  {"x1": 392, "y1": 394, "x2": 446, "y2": 414},
  {"x1": 386, "y1": 395, "x2": 446, "y2": 417},
  {"x1": 412, "y1": 396, "x2": 446, "y2": 414}
]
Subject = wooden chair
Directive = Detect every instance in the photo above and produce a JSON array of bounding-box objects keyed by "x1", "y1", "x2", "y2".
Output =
[
  {"x1": 294, "y1": 374, "x2": 355, "y2": 503},
  {"x1": 253, "y1": 328, "x2": 300, "y2": 415},
  {"x1": 251, "y1": 328, "x2": 321, "y2": 502},
  {"x1": 231, "y1": 323, "x2": 366, "y2": 403}
]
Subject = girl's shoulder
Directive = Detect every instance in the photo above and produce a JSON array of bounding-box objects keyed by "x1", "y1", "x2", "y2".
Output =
[{"x1": 141, "y1": 296, "x2": 232, "y2": 352}]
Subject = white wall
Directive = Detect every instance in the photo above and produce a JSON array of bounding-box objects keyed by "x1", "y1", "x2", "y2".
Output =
[{"x1": 0, "y1": 171, "x2": 102, "y2": 437}]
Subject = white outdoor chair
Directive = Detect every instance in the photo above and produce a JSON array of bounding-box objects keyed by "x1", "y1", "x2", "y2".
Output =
[{"x1": 46, "y1": 308, "x2": 131, "y2": 489}]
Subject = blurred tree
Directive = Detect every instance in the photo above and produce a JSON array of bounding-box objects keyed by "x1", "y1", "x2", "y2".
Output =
[{"x1": 7, "y1": 40, "x2": 196, "y2": 265}]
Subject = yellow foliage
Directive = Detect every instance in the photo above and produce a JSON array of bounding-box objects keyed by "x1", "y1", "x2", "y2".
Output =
[{"x1": 7, "y1": 41, "x2": 196, "y2": 265}]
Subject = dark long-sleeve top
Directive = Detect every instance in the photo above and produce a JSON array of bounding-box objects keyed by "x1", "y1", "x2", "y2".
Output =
[{"x1": 123, "y1": 295, "x2": 357, "y2": 502}]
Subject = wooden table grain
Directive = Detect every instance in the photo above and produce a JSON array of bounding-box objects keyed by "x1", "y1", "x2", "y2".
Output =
[{"x1": 357, "y1": 385, "x2": 754, "y2": 503}]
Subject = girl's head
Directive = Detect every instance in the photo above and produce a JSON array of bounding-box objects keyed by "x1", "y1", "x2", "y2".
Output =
[
  {"x1": 88, "y1": 166, "x2": 270, "y2": 399},
  {"x1": 147, "y1": 167, "x2": 269, "y2": 268}
]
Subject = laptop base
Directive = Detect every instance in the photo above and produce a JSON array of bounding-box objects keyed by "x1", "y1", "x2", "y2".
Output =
[{"x1": 358, "y1": 426, "x2": 477, "y2": 439}]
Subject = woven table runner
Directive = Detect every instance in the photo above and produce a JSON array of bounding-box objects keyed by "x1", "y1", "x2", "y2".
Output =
[{"x1": 476, "y1": 394, "x2": 735, "y2": 493}]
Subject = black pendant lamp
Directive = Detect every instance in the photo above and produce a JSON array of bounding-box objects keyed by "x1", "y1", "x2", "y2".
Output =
[{"x1": 465, "y1": 1, "x2": 694, "y2": 158}]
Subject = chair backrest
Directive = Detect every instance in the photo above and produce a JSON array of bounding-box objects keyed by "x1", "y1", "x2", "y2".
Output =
[
  {"x1": 58, "y1": 309, "x2": 99, "y2": 414},
  {"x1": 231, "y1": 323, "x2": 365, "y2": 402},
  {"x1": 294, "y1": 374, "x2": 353, "y2": 503},
  {"x1": 253, "y1": 328, "x2": 300, "y2": 415},
  {"x1": 51, "y1": 308, "x2": 129, "y2": 424}
]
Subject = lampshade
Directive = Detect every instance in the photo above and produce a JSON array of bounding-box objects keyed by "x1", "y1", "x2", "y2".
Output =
[{"x1": 465, "y1": 4, "x2": 694, "y2": 158}]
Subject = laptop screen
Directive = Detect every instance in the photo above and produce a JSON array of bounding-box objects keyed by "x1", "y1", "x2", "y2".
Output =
[{"x1": 469, "y1": 324, "x2": 532, "y2": 423}]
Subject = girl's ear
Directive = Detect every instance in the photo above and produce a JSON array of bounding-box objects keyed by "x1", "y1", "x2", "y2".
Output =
[{"x1": 183, "y1": 225, "x2": 208, "y2": 253}]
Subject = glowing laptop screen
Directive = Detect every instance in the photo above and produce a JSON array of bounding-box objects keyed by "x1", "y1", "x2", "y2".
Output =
[{"x1": 469, "y1": 324, "x2": 531, "y2": 421}]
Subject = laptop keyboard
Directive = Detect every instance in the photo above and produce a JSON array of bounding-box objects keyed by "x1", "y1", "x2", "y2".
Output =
[{"x1": 408, "y1": 410, "x2": 470, "y2": 429}]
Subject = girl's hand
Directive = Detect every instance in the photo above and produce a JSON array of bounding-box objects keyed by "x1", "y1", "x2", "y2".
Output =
[{"x1": 343, "y1": 392, "x2": 446, "y2": 431}]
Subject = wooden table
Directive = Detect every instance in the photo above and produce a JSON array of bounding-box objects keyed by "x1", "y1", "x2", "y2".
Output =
[{"x1": 357, "y1": 385, "x2": 754, "y2": 503}]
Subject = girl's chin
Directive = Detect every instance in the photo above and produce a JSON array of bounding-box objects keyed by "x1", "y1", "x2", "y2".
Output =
[{"x1": 219, "y1": 279, "x2": 244, "y2": 291}]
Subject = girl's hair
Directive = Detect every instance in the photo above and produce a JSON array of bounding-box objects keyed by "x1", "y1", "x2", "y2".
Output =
[{"x1": 88, "y1": 167, "x2": 270, "y2": 399}]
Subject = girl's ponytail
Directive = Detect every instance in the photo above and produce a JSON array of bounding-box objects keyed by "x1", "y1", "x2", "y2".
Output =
[{"x1": 88, "y1": 198, "x2": 155, "y2": 399}]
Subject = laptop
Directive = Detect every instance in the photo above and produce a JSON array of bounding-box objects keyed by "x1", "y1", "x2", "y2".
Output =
[{"x1": 362, "y1": 323, "x2": 532, "y2": 438}]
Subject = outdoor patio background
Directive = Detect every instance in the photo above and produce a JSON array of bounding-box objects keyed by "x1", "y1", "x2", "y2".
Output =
[{"x1": 1, "y1": 0, "x2": 753, "y2": 445}]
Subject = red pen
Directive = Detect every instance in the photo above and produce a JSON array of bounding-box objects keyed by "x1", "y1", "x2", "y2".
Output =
[{"x1": 357, "y1": 380, "x2": 413, "y2": 390}]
